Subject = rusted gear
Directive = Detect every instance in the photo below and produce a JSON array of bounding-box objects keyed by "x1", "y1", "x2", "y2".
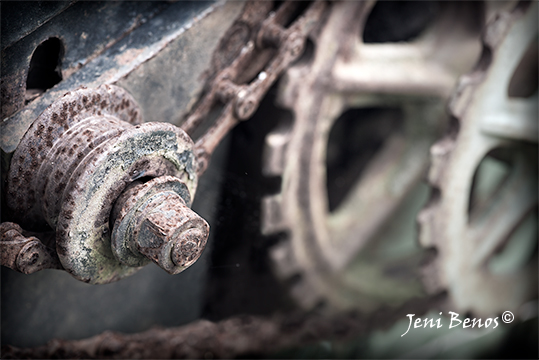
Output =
[
  {"x1": 262, "y1": 1, "x2": 484, "y2": 311},
  {"x1": 418, "y1": 1, "x2": 538, "y2": 317},
  {"x1": 5, "y1": 85, "x2": 206, "y2": 284}
]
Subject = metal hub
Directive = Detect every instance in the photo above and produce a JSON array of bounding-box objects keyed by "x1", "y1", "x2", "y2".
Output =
[{"x1": 5, "y1": 84, "x2": 207, "y2": 284}]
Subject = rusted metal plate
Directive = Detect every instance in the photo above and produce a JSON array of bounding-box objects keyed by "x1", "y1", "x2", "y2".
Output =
[
  {"x1": 1, "y1": 1, "x2": 176, "y2": 120},
  {"x1": 0, "y1": 1, "x2": 240, "y2": 154},
  {"x1": 116, "y1": 2, "x2": 244, "y2": 127}
]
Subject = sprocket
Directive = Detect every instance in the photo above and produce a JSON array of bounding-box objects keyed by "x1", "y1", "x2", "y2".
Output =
[
  {"x1": 418, "y1": 1, "x2": 538, "y2": 317},
  {"x1": 261, "y1": 1, "x2": 485, "y2": 311}
]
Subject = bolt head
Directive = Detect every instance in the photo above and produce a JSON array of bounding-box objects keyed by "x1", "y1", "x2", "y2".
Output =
[
  {"x1": 287, "y1": 33, "x2": 304, "y2": 58},
  {"x1": 235, "y1": 96, "x2": 258, "y2": 120},
  {"x1": 172, "y1": 228, "x2": 207, "y2": 267},
  {"x1": 133, "y1": 192, "x2": 209, "y2": 274}
]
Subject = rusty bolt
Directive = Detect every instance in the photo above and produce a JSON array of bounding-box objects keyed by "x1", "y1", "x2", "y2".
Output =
[
  {"x1": 286, "y1": 32, "x2": 305, "y2": 58},
  {"x1": 235, "y1": 93, "x2": 259, "y2": 120},
  {"x1": 111, "y1": 176, "x2": 209, "y2": 275},
  {"x1": 134, "y1": 193, "x2": 208, "y2": 273}
]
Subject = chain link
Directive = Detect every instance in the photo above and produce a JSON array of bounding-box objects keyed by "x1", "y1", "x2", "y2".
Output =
[{"x1": 181, "y1": 1, "x2": 327, "y2": 175}]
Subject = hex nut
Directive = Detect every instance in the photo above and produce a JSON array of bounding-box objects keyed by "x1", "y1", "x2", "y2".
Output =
[{"x1": 111, "y1": 176, "x2": 209, "y2": 275}]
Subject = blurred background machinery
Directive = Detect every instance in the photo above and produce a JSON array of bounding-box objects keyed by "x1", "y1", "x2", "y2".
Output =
[{"x1": 1, "y1": 1, "x2": 537, "y2": 358}]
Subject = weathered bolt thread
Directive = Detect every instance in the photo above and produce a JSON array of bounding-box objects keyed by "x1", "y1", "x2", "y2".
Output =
[
  {"x1": 39, "y1": 116, "x2": 130, "y2": 228},
  {"x1": 6, "y1": 85, "x2": 143, "y2": 232}
]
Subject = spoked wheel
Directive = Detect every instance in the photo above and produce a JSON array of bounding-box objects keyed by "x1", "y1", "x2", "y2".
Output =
[
  {"x1": 418, "y1": 1, "x2": 538, "y2": 317},
  {"x1": 261, "y1": 1, "x2": 484, "y2": 311}
]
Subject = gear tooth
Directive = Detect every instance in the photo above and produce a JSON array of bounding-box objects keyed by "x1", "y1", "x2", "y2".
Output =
[
  {"x1": 276, "y1": 68, "x2": 302, "y2": 109},
  {"x1": 418, "y1": 2, "x2": 539, "y2": 316},
  {"x1": 427, "y1": 137, "x2": 454, "y2": 186},
  {"x1": 448, "y1": 76, "x2": 475, "y2": 118},
  {"x1": 262, "y1": 131, "x2": 290, "y2": 176},
  {"x1": 420, "y1": 258, "x2": 444, "y2": 295},
  {"x1": 290, "y1": 277, "x2": 322, "y2": 309},
  {"x1": 275, "y1": 72, "x2": 293, "y2": 108},
  {"x1": 417, "y1": 206, "x2": 437, "y2": 248},
  {"x1": 483, "y1": 11, "x2": 512, "y2": 49},
  {"x1": 261, "y1": 194, "x2": 287, "y2": 235},
  {"x1": 269, "y1": 240, "x2": 301, "y2": 279}
]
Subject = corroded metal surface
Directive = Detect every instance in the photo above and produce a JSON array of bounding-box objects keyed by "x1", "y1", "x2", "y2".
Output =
[
  {"x1": 181, "y1": 1, "x2": 327, "y2": 175},
  {"x1": 4, "y1": 85, "x2": 203, "y2": 284},
  {"x1": 0, "y1": 1, "x2": 239, "y2": 154},
  {"x1": 55, "y1": 121, "x2": 197, "y2": 283},
  {"x1": 1, "y1": 2, "x2": 172, "y2": 120},
  {"x1": 0, "y1": 222, "x2": 63, "y2": 274},
  {"x1": 111, "y1": 176, "x2": 209, "y2": 274},
  {"x1": 0, "y1": 294, "x2": 442, "y2": 359},
  {"x1": 261, "y1": 1, "x2": 484, "y2": 311},
  {"x1": 417, "y1": 1, "x2": 538, "y2": 317},
  {"x1": 0, "y1": 314, "x2": 362, "y2": 359},
  {"x1": 1, "y1": 0, "x2": 535, "y2": 354},
  {"x1": 7, "y1": 85, "x2": 142, "y2": 231}
]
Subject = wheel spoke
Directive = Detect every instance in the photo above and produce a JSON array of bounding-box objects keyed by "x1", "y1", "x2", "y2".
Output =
[
  {"x1": 470, "y1": 153, "x2": 537, "y2": 267},
  {"x1": 332, "y1": 44, "x2": 456, "y2": 96}
]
